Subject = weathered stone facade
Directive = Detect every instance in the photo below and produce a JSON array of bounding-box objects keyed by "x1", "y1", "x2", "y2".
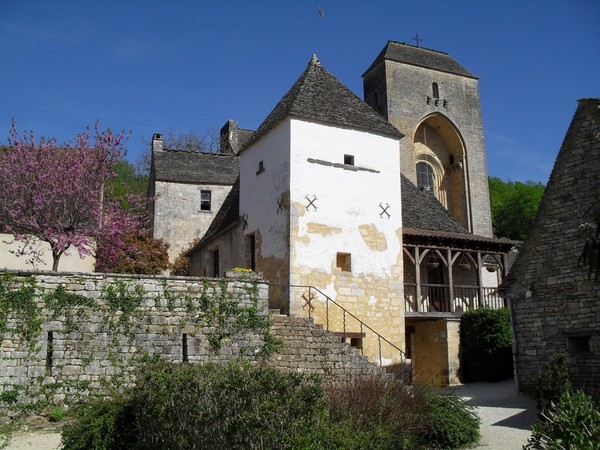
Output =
[
  {"x1": 0, "y1": 270, "x2": 392, "y2": 405},
  {"x1": 363, "y1": 42, "x2": 493, "y2": 236},
  {"x1": 506, "y1": 98, "x2": 600, "y2": 393}
]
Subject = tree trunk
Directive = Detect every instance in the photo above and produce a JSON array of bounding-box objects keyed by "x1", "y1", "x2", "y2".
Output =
[{"x1": 52, "y1": 252, "x2": 61, "y2": 271}]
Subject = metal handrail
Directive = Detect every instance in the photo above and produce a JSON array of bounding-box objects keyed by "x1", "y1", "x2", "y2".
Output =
[{"x1": 273, "y1": 284, "x2": 406, "y2": 365}]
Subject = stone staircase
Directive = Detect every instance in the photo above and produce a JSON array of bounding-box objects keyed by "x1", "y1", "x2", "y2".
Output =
[{"x1": 261, "y1": 310, "x2": 392, "y2": 379}]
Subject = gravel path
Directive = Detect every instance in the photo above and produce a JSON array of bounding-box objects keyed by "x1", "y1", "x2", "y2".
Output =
[{"x1": 443, "y1": 378, "x2": 538, "y2": 450}]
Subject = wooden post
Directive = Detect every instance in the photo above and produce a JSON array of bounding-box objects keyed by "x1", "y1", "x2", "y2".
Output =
[
  {"x1": 447, "y1": 248, "x2": 454, "y2": 312},
  {"x1": 415, "y1": 246, "x2": 421, "y2": 312}
]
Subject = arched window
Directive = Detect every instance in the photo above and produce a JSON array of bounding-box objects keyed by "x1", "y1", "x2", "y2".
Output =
[
  {"x1": 416, "y1": 162, "x2": 436, "y2": 194},
  {"x1": 432, "y1": 82, "x2": 439, "y2": 99}
]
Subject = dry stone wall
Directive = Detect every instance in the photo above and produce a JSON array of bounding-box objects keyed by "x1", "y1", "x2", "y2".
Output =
[
  {"x1": 0, "y1": 270, "x2": 269, "y2": 405},
  {"x1": 1, "y1": 270, "x2": 392, "y2": 406}
]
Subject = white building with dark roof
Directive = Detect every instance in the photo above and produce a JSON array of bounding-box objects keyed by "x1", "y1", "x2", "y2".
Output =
[{"x1": 149, "y1": 43, "x2": 514, "y2": 385}]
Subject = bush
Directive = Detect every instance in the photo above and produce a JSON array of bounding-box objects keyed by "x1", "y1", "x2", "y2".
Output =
[
  {"x1": 526, "y1": 390, "x2": 600, "y2": 449},
  {"x1": 61, "y1": 359, "x2": 327, "y2": 450},
  {"x1": 61, "y1": 360, "x2": 481, "y2": 450},
  {"x1": 534, "y1": 353, "x2": 572, "y2": 412},
  {"x1": 61, "y1": 395, "x2": 138, "y2": 450},
  {"x1": 129, "y1": 359, "x2": 327, "y2": 449},
  {"x1": 460, "y1": 307, "x2": 513, "y2": 382},
  {"x1": 324, "y1": 377, "x2": 480, "y2": 450},
  {"x1": 419, "y1": 392, "x2": 480, "y2": 449},
  {"x1": 324, "y1": 377, "x2": 424, "y2": 449}
]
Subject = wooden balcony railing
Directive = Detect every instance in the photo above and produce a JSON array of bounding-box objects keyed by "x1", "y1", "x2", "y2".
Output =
[{"x1": 404, "y1": 283, "x2": 506, "y2": 313}]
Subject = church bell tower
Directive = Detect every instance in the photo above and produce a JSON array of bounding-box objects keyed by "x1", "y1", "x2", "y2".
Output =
[{"x1": 363, "y1": 41, "x2": 493, "y2": 237}]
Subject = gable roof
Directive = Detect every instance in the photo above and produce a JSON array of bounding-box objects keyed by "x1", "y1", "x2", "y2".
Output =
[
  {"x1": 152, "y1": 150, "x2": 238, "y2": 185},
  {"x1": 364, "y1": 41, "x2": 476, "y2": 79},
  {"x1": 241, "y1": 55, "x2": 403, "y2": 152}
]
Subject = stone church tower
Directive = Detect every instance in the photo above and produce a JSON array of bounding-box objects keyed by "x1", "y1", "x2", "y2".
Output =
[{"x1": 363, "y1": 41, "x2": 493, "y2": 237}]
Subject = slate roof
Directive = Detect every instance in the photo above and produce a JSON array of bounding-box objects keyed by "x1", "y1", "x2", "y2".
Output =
[
  {"x1": 364, "y1": 41, "x2": 476, "y2": 79},
  {"x1": 401, "y1": 174, "x2": 468, "y2": 234},
  {"x1": 152, "y1": 150, "x2": 238, "y2": 185},
  {"x1": 401, "y1": 175, "x2": 514, "y2": 250},
  {"x1": 241, "y1": 55, "x2": 403, "y2": 152}
]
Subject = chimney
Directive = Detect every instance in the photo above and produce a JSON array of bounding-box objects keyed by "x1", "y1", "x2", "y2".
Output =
[
  {"x1": 152, "y1": 133, "x2": 164, "y2": 153},
  {"x1": 220, "y1": 120, "x2": 238, "y2": 154}
]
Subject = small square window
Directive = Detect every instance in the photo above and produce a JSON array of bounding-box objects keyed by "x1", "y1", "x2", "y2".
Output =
[
  {"x1": 350, "y1": 337, "x2": 363, "y2": 350},
  {"x1": 336, "y1": 252, "x2": 351, "y2": 272},
  {"x1": 201, "y1": 190, "x2": 211, "y2": 211},
  {"x1": 567, "y1": 336, "x2": 591, "y2": 354},
  {"x1": 344, "y1": 154, "x2": 355, "y2": 166}
]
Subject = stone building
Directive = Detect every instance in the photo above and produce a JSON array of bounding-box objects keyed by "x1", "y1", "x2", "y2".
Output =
[
  {"x1": 149, "y1": 42, "x2": 514, "y2": 385},
  {"x1": 505, "y1": 98, "x2": 600, "y2": 393}
]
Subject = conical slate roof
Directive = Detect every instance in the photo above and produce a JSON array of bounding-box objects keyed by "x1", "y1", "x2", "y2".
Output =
[
  {"x1": 241, "y1": 55, "x2": 402, "y2": 152},
  {"x1": 364, "y1": 41, "x2": 476, "y2": 79},
  {"x1": 505, "y1": 98, "x2": 600, "y2": 286}
]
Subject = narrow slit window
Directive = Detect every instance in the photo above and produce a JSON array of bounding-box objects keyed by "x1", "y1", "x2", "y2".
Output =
[
  {"x1": 432, "y1": 82, "x2": 439, "y2": 99},
  {"x1": 46, "y1": 331, "x2": 54, "y2": 375},
  {"x1": 182, "y1": 333, "x2": 189, "y2": 362},
  {"x1": 344, "y1": 154, "x2": 355, "y2": 166},
  {"x1": 256, "y1": 160, "x2": 265, "y2": 175},
  {"x1": 200, "y1": 190, "x2": 212, "y2": 211},
  {"x1": 336, "y1": 252, "x2": 351, "y2": 272}
]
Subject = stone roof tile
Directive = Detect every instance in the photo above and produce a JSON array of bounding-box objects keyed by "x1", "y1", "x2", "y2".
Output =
[
  {"x1": 152, "y1": 150, "x2": 239, "y2": 185},
  {"x1": 241, "y1": 55, "x2": 402, "y2": 152},
  {"x1": 364, "y1": 41, "x2": 476, "y2": 79}
]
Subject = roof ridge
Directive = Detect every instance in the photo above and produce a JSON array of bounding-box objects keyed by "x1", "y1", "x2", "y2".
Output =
[
  {"x1": 386, "y1": 40, "x2": 450, "y2": 56},
  {"x1": 162, "y1": 148, "x2": 236, "y2": 157}
]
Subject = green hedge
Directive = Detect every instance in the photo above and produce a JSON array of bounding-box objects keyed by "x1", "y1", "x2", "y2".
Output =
[{"x1": 459, "y1": 307, "x2": 514, "y2": 382}]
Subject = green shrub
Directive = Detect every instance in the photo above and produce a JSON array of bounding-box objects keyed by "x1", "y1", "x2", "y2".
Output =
[
  {"x1": 61, "y1": 360, "x2": 481, "y2": 450},
  {"x1": 60, "y1": 395, "x2": 138, "y2": 450},
  {"x1": 419, "y1": 392, "x2": 480, "y2": 449},
  {"x1": 534, "y1": 353, "x2": 572, "y2": 412},
  {"x1": 0, "y1": 390, "x2": 18, "y2": 406},
  {"x1": 48, "y1": 406, "x2": 66, "y2": 422},
  {"x1": 526, "y1": 390, "x2": 600, "y2": 450},
  {"x1": 129, "y1": 359, "x2": 327, "y2": 449},
  {"x1": 61, "y1": 359, "x2": 327, "y2": 450},
  {"x1": 459, "y1": 307, "x2": 513, "y2": 382}
]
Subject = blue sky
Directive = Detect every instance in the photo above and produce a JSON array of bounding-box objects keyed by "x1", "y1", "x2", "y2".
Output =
[{"x1": 1, "y1": 1, "x2": 598, "y2": 183}]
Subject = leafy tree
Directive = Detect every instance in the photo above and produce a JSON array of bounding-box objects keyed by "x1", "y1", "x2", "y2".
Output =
[
  {"x1": 0, "y1": 121, "x2": 146, "y2": 271},
  {"x1": 488, "y1": 176, "x2": 545, "y2": 240},
  {"x1": 104, "y1": 160, "x2": 149, "y2": 206}
]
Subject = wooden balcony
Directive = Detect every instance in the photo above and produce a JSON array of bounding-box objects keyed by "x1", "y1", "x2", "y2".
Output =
[{"x1": 404, "y1": 283, "x2": 506, "y2": 316}]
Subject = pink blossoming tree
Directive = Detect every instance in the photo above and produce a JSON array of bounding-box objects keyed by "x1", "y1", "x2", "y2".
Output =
[{"x1": 0, "y1": 121, "x2": 147, "y2": 271}]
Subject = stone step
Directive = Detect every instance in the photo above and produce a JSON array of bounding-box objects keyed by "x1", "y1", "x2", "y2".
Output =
[{"x1": 263, "y1": 313, "x2": 392, "y2": 380}]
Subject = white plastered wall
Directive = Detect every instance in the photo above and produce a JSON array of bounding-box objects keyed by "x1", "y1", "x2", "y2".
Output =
[
  {"x1": 239, "y1": 120, "x2": 291, "y2": 311},
  {"x1": 288, "y1": 118, "x2": 405, "y2": 364},
  {"x1": 0, "y1": 233, "x2": 95, "y2": 272}
]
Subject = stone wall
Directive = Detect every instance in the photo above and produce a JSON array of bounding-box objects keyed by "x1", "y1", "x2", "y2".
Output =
[
  {"x1": 507, "y1": 99, "x2": 600, "y2": 393},
  {"x1": 0, "y1": 270, "x2": 393, "y2": 406},
  {"x1": 0, "y1": 270, "x2": 269, "y2": 404}
]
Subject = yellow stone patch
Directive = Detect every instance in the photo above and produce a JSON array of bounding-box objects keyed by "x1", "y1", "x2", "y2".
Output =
[
  {"x1": 358, "y1": 224, "x2": 387, "y2": 251},
  {"x1": 306, "y1": 223, "x2": 342, "y2": 236}
]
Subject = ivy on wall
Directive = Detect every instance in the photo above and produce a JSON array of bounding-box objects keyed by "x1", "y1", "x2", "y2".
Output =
[{"x1": 0, "y1": 273, "x2": 279, "y2": 413}]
